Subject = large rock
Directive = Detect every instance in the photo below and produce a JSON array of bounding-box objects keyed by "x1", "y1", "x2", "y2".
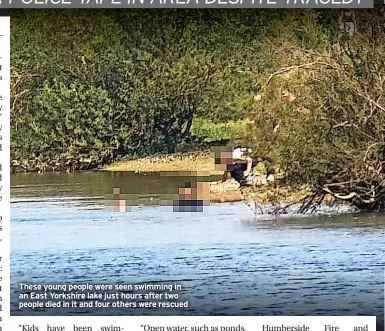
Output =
[
  {"x1": 210, "y1": 179, "x2": 240, "y2": 193},
  {"x1": 210, "y1": 174, "x2": 274, "y2": 193}
]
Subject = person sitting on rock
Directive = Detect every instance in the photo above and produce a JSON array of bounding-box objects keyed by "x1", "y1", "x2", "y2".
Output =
[
  {"x1": 215, "y1": 146, "x2": 253, "y2": 187},
  {"x1": 214, "y1": 145, "x2": 276, "y2": 187},
  {"x1": 229, "y1": 147, "x2": 254, "y2": 187}
]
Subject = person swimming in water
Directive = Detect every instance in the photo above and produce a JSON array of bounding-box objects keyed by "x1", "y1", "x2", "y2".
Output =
[{"x1": 173, "y1": 182, "x2": 206, "y2": 212}]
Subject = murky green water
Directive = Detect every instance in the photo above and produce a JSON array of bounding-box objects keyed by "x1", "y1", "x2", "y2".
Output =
[{"x1": 11, "y1": 171, "x2": 218, "y2": 200}]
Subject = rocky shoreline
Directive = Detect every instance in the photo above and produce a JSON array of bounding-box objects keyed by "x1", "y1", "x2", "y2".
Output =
[
  {"x1": 209, "y1": 178, "x2": 310, "y2": 203},
  {"x1": 208, "y1": 178, "x2": 358, "y2": 216}
]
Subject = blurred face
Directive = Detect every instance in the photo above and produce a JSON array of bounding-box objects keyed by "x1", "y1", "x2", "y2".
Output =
[
  {"x1": 113, "y1": 187, "x2": 120, "y2": 198},
  {"x1": 179, "y1": 187, "x2": 196, "y2": 200},
  {"x1": 215, "y1": 151, "x2": 234, "y2": 171}
]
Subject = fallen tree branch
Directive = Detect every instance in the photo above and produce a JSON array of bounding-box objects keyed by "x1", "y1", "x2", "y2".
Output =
[
  {"x1": 322, "y1": 186, "x2": 375, "y2": 204},
  {"x1": 266, "y1": 62, "x2": 338, "y2": 85}
]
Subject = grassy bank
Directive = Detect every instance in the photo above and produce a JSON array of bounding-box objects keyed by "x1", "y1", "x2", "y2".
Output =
[{"x1": 104, "y1": 152, "x2": 223, "y2": 175}]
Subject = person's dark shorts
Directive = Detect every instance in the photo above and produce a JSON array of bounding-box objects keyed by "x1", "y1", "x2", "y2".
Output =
[
  {"x1": 173, "y1": 199, "x2": 204, "y2": 212},
  {"x1": 230, "y1": 162, "x2": 248, "y2": 186}
]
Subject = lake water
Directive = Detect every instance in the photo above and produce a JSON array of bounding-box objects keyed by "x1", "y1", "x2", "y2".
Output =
[{"x1": 10, "y1": 171, "x2": 385, "y2": 324}]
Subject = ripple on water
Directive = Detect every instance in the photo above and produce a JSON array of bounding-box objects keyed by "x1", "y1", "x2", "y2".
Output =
[{"x1": 10, "y1": 196, "x2": 385, "y2": 321}]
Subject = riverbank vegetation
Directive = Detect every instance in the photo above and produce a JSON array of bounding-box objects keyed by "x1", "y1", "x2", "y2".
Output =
[{"x1": 11, "y1": 8, "x2": 385, "y2": 211}]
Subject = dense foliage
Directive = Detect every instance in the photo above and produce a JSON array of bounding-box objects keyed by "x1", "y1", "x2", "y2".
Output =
[
  {"x1": 11, "y1": 9, "x2": 282, "y2": 170},
  {"x1": 248, "y1": 9, "x2": 385, "y2": 210}
]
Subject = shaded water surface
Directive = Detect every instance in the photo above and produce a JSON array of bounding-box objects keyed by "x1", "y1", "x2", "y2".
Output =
[{"x1": 10, "y1": 172, "x2": 385, "y2": 321}]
